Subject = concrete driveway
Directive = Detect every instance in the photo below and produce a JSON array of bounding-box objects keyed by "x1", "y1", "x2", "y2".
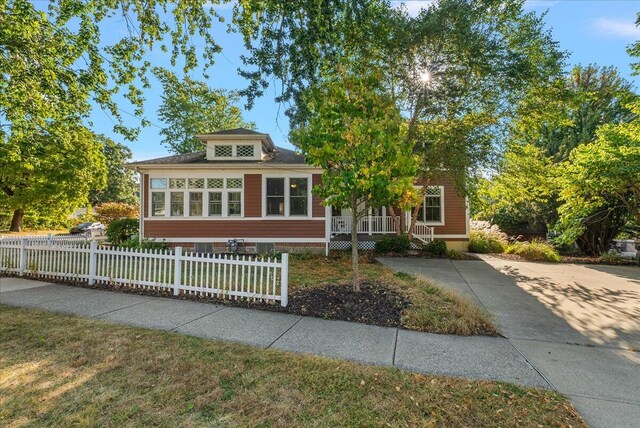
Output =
[{"x1": 379, "y1": 255, "x2": 640, "y2": 428}]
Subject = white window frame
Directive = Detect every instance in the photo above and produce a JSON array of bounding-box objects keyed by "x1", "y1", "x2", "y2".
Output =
[
  {"x1": 415, "y1": 185, "x2": 445, "y2": 226},
  {"x1": 262, "y1": 174, "x2": 312, "y2": 218},
  {"x1": 207, "y1": 142, "x2": 262, "y2": 161},
  {"x1": 148, "y1": 175, "x2": 244, "y2": 218}
]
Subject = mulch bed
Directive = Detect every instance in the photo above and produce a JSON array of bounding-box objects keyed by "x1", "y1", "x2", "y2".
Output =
[
  {"x1": 284, "y1": 281, "x2": 410, "y2": 327},
  {"x1": 2, "y1": 274, "x2": 410, "y2": 329}
]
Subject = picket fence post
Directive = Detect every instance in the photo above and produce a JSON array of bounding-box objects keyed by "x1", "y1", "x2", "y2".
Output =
[
  {"x1": 88, "y1": 240, "x2": 98, "y2": 285},
  {"x1": 47, "y1": 233, "x2": 53, "y2": 246},
  {"x1": 19, "y1": 238, "x2": 28, "y2": 276},
  {"x1": 173, "y1": 246, "x2": 182, "y2": 296},
  {"x1": 280, "y1": 253, "x2": 289, "y2": 307}
]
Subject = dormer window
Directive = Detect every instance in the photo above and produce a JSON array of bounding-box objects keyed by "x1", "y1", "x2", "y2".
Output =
[
  {"x1": 214, "y1": 145, "x2": 232, "y2": 157},
  {"x1": 237, "y1": 144, "x2": 254, "y2": 157},
  {"x1": 200, "y1": 129, "x2": 274, "y2": 161}
]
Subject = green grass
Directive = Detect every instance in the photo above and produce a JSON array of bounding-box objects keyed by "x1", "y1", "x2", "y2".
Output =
[
  {"x1": 0, "y1": 305, "x2": 586, "y2": 427},
  {"x1": 468, "y1": 230, "x2": 508, "y2": 254},
  {"x1": 289, "y1": 254, "x2": 498, "y2": 336},
  {"x1": 505, "y1": 241, "x2": 561, "y2": 263}
]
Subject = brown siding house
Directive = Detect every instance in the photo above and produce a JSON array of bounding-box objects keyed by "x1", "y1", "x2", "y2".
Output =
[{"x1": 127, "y1": 128, "x2": 469, "y2": 253}]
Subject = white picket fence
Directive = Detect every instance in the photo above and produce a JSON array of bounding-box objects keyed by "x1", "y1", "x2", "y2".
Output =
[
  {"x1": 0, "y1": 233, "x2": 88, "y2": 246},
  {"x1": 0, "y1": 239, "x2": 289, "y2": 306}
]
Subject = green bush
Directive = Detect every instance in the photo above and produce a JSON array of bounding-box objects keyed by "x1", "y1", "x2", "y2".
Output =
[
  {"x1": 374, "y1": 235, "x2": 411, "y2": 254},
  {"x1": 505, "y1": 240, "x2": 560, "y2": 262},
  {"x1": 121, "y1": 237, "x2": 168, "y2": 250},
  {"x1": 423, "y1": 239, "x2": 447, "y2": 257},
  {"x1": 447, "y1": 249, "x2": 467, "y2": 260},
  {"x1": 106, "y1": 218, "x2": 139, "y2": 246},
  {"x1": 468, "y1": 230, "x2": 508, "y2": 253},
  {"x1": 597, "y1": 251, "x2": 627, "y2": 264}
]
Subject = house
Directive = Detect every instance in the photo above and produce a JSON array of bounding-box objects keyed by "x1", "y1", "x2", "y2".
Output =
[{"x1": 127, "y1": 128, "x2": 469, "y2": 254}]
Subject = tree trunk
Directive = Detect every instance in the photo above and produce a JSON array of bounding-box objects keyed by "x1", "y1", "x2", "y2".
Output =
[
  {"x1": 407, "y1": 185, "x2": 427, "y2": 241},
  {"x1": 351, "y1": 195, "x2": 360, "y2": 292},
  {"x1": 9, "y1": 208, "x2": 24, "y2": 232},
  {"x1": 387, "y1": 206, "x2": 402, "y2": 235}
]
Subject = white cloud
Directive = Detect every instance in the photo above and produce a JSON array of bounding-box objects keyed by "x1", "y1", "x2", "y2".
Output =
[
  {"x1": 390, "y1": 1, "x2": 436, "y2": 17},
  {"x1": 593, "y1": 17, "x2": 640, "y2": 39}
]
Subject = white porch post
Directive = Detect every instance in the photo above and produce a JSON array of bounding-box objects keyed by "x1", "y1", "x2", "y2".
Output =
[
  {"x1": 324, "y1": 205, "x2": 331, "y2": 256},
  {"x1": 368, "y1": 207, "x2": 372, "y2": 236}
]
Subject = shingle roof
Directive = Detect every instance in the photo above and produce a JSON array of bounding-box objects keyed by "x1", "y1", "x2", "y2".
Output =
[
  {"x1": 199, "y1": 128, "x2": 263, "y2": 136},
  {"x1": 127, "y1": 146, "x2": 307, "y2": 166}
]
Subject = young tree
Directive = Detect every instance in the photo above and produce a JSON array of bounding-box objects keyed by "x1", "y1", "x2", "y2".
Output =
[
  {"x1": 291, "y1": 68, "x2": 418, "y2": 291},
  {"x1": 89, "y1": 136, "x2": 138, "y2": 206},
  {"x1": 154, "y1": 68, "x2": 254, "y2": 154}
]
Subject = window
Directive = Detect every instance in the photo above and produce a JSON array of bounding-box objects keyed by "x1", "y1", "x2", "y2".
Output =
[
  {"x1": 170, "y1": 192, "x2": 184, "y2": 216},
  {"x1": 150, "y1": 177, "x2": 243, "y2": 218},
  {"x1": 151, "y1": 192, "x2": 165, "y2": 216},
  {"x1": 208, "y1": 192, "x2": 222, "y2": 216},
  {"x1": 189, "y1": 192, "x2": 203, "y2": 216},
  {"x1": 289, "y1": 178, "x2": 308, "y2": 216},
  {"x1": 208, "y1": 178, "x2": 223, "y2": 189},
  {"x1": 188, "y1": 178, "x2": 204, "y2": 189},
  {"x1": 266, "y1": 178, "x2": 285, "y2": 215},
  {"x1": 227, "y1": 178, "x2": 243, "y2": 189},
  {"x1": 417, "y1": 186, "x2": 443, "y2": 223},
  {"x1": 169, "y1": 178, "x2": 185, "y2": 189},
  {"x1": 228, "y1": 192, "x2": 242, "y2": 216},
  {"x1": 237, "y1": 145, "x2": 254, "y2": 157},
  {"x1": 150, "y1": 178, "x2": 167, "y2": 189},
  {"x1": 265, "y1": 177, "x2": 310, "y2": 217},
  {"x1": 214, "y1": 145, "x2": 232, "y2": 157}
]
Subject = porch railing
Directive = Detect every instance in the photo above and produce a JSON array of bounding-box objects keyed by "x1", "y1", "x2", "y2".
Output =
[
  {"x1": 330, "y1": 215, "x2": 434, "y2": 243},
  {"x1": 330, "y1": 216, "x2": 398, "y2": 235}
]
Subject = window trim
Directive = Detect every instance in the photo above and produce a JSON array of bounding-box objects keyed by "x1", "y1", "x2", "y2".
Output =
[
  {"x1": 148, "y1": 175, "x2": 244, "y2": 218},
  {"x1": 415, "y1": 185, "x2": 445, "y2": 226},
  {"x1": 262, "y1": 174, "x2": 312, "y2": 218}
]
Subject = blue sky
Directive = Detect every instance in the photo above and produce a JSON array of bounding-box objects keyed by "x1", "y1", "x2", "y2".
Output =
[{"x1": 79, "y1": 1, "x2": 640, "y2": 161}]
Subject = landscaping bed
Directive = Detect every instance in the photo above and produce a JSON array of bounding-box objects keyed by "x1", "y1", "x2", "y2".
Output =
[
  {"x1": 1, "y1": 253, "x2": 498, "y2": 336},
  {"x1": 0, "y1": 305, "x2": 586, "y2": 427},
  {"x1": 490, "y1": 252, "x2": 639, "y2": 266}
]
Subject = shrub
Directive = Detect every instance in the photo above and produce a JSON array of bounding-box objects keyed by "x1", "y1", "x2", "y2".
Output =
[
  {"x1": 423, "y1": 239, "x2": 447, "y2": 257},
  {"x1": 598, "y1": 251, "x2": 627, "y2": 264},
  {"x1": 447, "y1": 249, "x2": 467, "y2": 260},
  {"x1": 468, "y1": 230, "x2": 508, "y2": 253},
  {"x1": 95, "y1": 202, "x2": 139, "y2": 224},
  {"x1": 374, "y1": 235, "x2": 411, "y2": 254},
  {"x1": 121, "y1": 238, "x2": 169, "y2": 250},
  {"x1": 505, "y1": 240, "x2": 561, "y2": 262},
  {"x1": 106, "y1": 218, "x2": 139, "y2": 246}
]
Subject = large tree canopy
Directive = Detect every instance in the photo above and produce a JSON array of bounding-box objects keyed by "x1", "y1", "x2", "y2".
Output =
[
  {"x1": 89, "y1": 136, "x2": 138, "y2": 206},
  {"x1": 0, "y1": 0, "x2": 225, "y2": 230},
  {"x1": 154, "y1": 68, "x2": 253, "y2": 154}
]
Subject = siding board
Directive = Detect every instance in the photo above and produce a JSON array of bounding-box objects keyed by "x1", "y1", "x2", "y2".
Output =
[
  {"x1": 244, "y1": 174, "x2": 261, "y2": 217},
  {"x1": 144, "y1": 219, "x2": 325, "y2": 238}
]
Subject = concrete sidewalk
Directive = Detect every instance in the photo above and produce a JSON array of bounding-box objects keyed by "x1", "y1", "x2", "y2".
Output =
[
  {"x1": 0, "y1": 277, "x2": 548, "y2": 388},
  {"x1": 378, "y1": 256, "x2": 640, "y2": 428}
]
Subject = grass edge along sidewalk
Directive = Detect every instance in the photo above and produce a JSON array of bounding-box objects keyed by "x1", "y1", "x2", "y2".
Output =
[{"x1": 0, "y1": 305, "x2": 585, "y2": 427}]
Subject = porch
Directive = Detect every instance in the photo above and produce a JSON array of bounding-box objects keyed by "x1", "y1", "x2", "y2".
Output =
[{"x1": 329, "y1": 215, "x2": 434, "y2": 244}]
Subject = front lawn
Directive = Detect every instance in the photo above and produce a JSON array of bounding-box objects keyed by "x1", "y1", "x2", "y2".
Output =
[
  {"x1": 287, "y1": 254, "x2": 498, "y2": 336},
  {"x1": 0, "y1": 306, "x2": 585, "y2": 427}
]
